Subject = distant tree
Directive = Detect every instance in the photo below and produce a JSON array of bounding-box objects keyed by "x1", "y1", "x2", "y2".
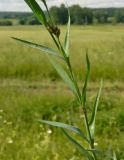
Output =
[
  {"x1": 19, "y1": 19, "x2": 27, "y2": 25},
  {"x1": 28, "y1": 17, "x2": 41, "y2": 25},
  {"x1": 59, "y1": 4, "x2": 68, "y2": 24},
  {"x1": 50, "y1": 4, "x2": 68, "y2": 24},
  {"x1": 0, "y1": 20, "x2": 13, "y2": 26},
  {"x1": 82, "y1": 8, "x2": 93, "y2": 24},
  {"x1": 3, "y1": 16, "x2": 10, "y2": 19},
  {"x1": 94, "y1": 10, "x2": 109, "y2": 23},
  {"x1": 114, "y1": 8, "x2": 124, "y2": 23},
  {"x1": 107, "y1": 17, "x2": 117, "y2": 24},
  {"x1": 70, "y1": 5, "x2": 84, "y2": 24},
  {"x1": 1, "y1": 6, "x2": 124, "y2": 26},
  {"x1": 70, "y1": 5, "x2": 93, "y2": 25},
  {"x1": 50, "y1": 6, "x2": 60, "y2": 24}
]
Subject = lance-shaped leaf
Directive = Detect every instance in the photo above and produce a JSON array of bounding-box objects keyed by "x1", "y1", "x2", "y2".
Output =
[
  {"x1": 12, "y1": 37, "x2": 63, "y2": 59},
  {"x1": 62, "y1": 129, "x2": 94, "y2": 160},
  {"x1": 113, "y1": 152, "x2": 117, "y2": 160},
  {"x1": 39, "y1": 120, "x2": 89, "y2": 143},
  {"x1": 64, "y1": 6, "x2": 70, "y2": 57},
  {"x1": 47, "y1": 55, "x2": 78, "y2": 97},
  {"x1": 82, "y1": 51, "x2": 90, "y2": 106},
  {"x1": 89, "y1": 80, "x2": 102, "y2": 138},
  {"x1": 24, "y1": 0, "x2": 47, "y2": 26}
]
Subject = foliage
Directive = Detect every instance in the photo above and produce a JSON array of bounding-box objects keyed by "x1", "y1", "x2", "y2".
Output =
[
  {"x1": 50, "y1": 4, "x2": 68, "y2": 25},
  {"x1": 1, "y1": 25, "x2": 124, "y2": 81},
  {"x1": 19, "y1": 19, "x2": 27, "y2": 25},
  {"x1": 0, "y1": 20, "x2": 13, "y2": 26},
  {"x1": 0, "y1": 82, "x2": 124, "y2": 159},
  {"x1": 114, "y1": 8, "x2": 124, "y2": 23},
  {"x1": 11, "y1": 0, "x2": 120, "y2": 160},
  {"x1": 1, "y1": 7, "x2": 124, "y2": 26}
]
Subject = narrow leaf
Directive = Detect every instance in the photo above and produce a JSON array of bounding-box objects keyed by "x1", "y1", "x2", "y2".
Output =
[
  {"x1": 24, "y1": 0, "x2": 47, "y2": 26},
  {"x1": 12, "y1": 37, "x2": 63, "y2": 59},
  {"x1": 39, "y1": 120, "x2": 89, "y2": 143},
  {"x1": 47, "y1": 55, "x2": 78, "y2": 96},
  {"x1": 113, "y1": 152, "x2": 117, "y2": 160},
  {"x1": 64, "y1": 6, "x2": 70, "y2": 57},
  {"x1": 89, "y1": 80, "x2": 102, "y2": 138},
  {"x1": 82, "y1": 51, "x2": 90, "y2": 106},
  {"x1": 62, "y1": 129, "x2": 94, "y2": 160}
]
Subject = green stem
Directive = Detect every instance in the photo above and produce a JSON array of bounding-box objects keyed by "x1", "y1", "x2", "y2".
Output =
[
  {"x1": 42, "y1": 0, "x2": 54, "y2": 26},
  {"x1": 58, "y1": 38, "x2": 82, "y2": 102},
  {"x1": 49, "y1": 31, "x2": 60, "y2": 50},
  {"x1": 66, "y1": 58, "x2": 82, "y2": 102},
  {"x1": 83, "y1": 107, "x2": 97, "y2": 160},
  {"x1": 45, "y1": 8, "x2": 96, "y2": 157}
]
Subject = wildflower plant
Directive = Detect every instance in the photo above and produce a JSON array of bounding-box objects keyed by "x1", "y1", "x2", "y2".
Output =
[{"x1": 12, "y1": 0, "x2": 117, "y2": 160}]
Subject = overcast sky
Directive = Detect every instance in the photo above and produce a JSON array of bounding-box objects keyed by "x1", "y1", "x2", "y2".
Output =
[{"x1": 0, "y1": 0, "x2": 124, "y2": 12}]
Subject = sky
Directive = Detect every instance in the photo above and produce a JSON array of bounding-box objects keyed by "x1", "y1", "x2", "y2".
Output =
[{"x1": 0, "y1": 0, "x2": 124, "y2": 12}]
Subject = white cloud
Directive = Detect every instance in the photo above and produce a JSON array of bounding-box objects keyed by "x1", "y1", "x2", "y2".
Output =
[{"x1": 0, "y1": 0, "x2": 124, "y2": 11}]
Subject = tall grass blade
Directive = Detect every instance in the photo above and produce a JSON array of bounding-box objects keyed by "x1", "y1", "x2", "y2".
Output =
[
  {"x1": 113, "y1": 152, "x2": 117, "y2": 160},
  {"x1": 89, "y1": 80, "x2": 102, "y2": 138},
  {"x1": 64, "y1": 6, "x2": 70, "y2": 57},
  {"x1": 82, "y1": 51, "x2": 90, "y2": 106},
  {"x1": 12, "y1": 37, "x2": 63, "y2": 59},
  {"x1": 47, "y1": 55, "x2": 78, "y2": 96},
  {"x1": 39, "y1": 120, "x2": 90, "y2": 143},
  {"x1": 62, "y1": 129, "x2": 94, "y2": 160},
  {"x1": 24, "y1": 0, "x2": 47, "y2": 26}
]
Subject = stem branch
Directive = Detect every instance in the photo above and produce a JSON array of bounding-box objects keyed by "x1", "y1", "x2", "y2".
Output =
[{"x1": 83, "y1": 107, "x2": 97, "y2": 160}]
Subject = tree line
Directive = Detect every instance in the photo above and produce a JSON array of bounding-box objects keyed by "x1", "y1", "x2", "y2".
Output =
[
  {"x1": 50, "y1": 5, "x2": 124, "y2": 25},
  {"x1": 0, "y1": 5, "x2": 124, "y2": 26}
]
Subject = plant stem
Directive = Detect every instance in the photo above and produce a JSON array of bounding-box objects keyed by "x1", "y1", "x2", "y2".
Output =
[
  {"x1": 45, "y1": 5, "x2": 96, "y2": 158},
  {"x1": 83, "y1": 107, "x2": 97, "y2": 160},
  {"x1": 66, "y1": 58, "x2": 82, "y2": 101},
  {"x1": 48, "y1": 32, "x2": 60, "y2": 50},
  {"x1": 44, "y1": 1, "x2": 54, "y2": 27},
  {"x1": 57, "y1": 38, "x2": 82, "y2": 102},
  {"x1": 52, "y1": 29, "x2": 97, "y2": 160}
]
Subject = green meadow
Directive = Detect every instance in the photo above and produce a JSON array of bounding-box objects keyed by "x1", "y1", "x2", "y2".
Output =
[{"x1": 0, "y1": 25, "x2": 124, "y2": 159}]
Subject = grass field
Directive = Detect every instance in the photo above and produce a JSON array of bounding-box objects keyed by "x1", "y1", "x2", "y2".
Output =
[
  {"x1": 0, "y1": 25, "x2": 124, "y2": 81},
  {"x1": 0, "y1": 25, "x2": 124, "y2": 160}
]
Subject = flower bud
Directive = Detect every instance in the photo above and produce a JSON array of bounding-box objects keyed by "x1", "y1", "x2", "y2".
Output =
[{"x1": 47, "y1": 24, "x2": 60, "y2": 38}]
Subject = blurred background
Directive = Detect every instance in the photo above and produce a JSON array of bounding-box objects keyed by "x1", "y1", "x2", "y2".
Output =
[{"x1": 0, "y1": 0, "x2": 124, "y2": 159}]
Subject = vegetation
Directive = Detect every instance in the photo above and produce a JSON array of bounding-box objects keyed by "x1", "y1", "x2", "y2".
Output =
[
  {"x1": 0, "y1": 25, "x2": 124, "y2": 160},
  {"x1": 0, "y1": 19, "x2": 12, "y2": 26},
  {"x1": 0, "y1": 25, "x2": 124, "y2": 81},
  {"x1": 1, "y1": 7, "x2": 124, "y2": 26},
  {"x1": 0, "y1": 3, "x2": 124, "y2": 160},
  {"x1": 0, "y1": 80, "x2": 124, "y2": 160},
  {"x1": 7, "y1": 0, "x2": 124, "y2": 159},
  {"x1": 13, "y1": 0, "x2": 103, "y2": 159}
]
